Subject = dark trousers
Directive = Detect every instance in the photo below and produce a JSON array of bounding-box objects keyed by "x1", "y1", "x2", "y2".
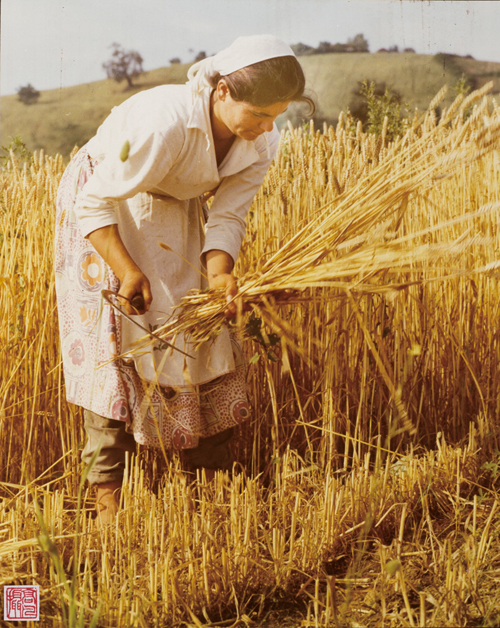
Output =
[{"x1": 81, "y1": 409, "x2": 234, "y2": 484}]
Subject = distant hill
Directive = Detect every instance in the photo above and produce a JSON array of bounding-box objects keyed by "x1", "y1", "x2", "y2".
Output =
[
  {"x1": 291, "y1": 51, "x2": 500, "y2": 126},
  {"x1": 0, "y1": 63, "x2": 190, "y2": 159},
  {"x1": 2, "y1": 52, "x2": 500, "y2": 160}
]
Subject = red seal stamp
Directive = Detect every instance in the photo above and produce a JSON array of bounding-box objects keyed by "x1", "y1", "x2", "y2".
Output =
[{"x1": 4, "y1": 585, "x2": 39, "y2": 621}]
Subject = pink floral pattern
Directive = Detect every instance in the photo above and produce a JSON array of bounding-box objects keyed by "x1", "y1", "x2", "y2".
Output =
[{"x1": 69, "y1": 338, "x2": 85, "y2": 366}]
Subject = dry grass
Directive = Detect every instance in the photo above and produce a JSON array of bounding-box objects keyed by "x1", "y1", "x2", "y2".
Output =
[
  {"x1": 0, "y1": 436, "x2": 499, "y2": 627},
  {"x1": 2, "y1": 86, "x2": 500, "y2": 626}
]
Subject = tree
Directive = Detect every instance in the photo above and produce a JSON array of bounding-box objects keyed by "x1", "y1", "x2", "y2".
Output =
[
  {"x1": 291, "y1": 42, "x2": 314, "y2": 56},
  {"x1": 331, "y1": 43, "x2": 349, "y2": 53},
  {"x1": 169, "y1": 57, "x2": 181, "y2": 65},
  {"x1": 102, "y1": 43, "x2": 144, "y2": 88},
  {"x1": 348, "y1": 33, "x2": 369, "y2": 53},
  {"x1": 316, "y1": 41, "x2": 333, "y2": 54},
  {"x1": 16, "y1": 83, "x2": 40, "y2": 105},
  {"x1": 193, "y1": 51, "x2": 207, "y2": 62}
]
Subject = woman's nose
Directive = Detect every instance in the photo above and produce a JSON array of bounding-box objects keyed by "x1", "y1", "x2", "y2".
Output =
[{"x1": 259, "y1": 119, "x2": 274, "y2": 132}]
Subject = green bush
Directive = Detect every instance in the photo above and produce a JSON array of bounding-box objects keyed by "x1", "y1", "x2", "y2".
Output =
[
  {"x1": 16, "y1": 83, "x2": 40, "y2": 105},
  {"x1": 351, "y1": 80, "x2": 408, "y2": 139}
]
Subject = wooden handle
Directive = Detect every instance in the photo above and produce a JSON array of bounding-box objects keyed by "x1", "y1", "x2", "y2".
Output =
[{"x1": 130, "y1": 294, "x2": 145, "y2": 311}]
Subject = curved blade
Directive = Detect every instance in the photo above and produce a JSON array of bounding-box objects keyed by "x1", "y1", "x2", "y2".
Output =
[{"x1": 101, "y1": 290, "x2": 194, "y2": 359}]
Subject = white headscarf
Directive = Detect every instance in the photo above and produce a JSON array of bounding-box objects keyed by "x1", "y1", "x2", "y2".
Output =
[{"x1": 186, "y1": 34, "x2": 295, "y2": 97}]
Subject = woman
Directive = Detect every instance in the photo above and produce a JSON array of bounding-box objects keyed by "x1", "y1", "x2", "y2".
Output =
[{"x1": 55, "y1": 34, "x2": 312, "y2": 521}]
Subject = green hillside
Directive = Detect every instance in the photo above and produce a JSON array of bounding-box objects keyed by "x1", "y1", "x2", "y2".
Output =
[
  {"x1": 0, "y1": 63, "x2": 191, "y2": 159},
  {"x1": 2, "y1": 52, "x2": 500, "y2": 160},
  {"x1": 295, "y1": 52, "x2": 500, "y2": 124}
]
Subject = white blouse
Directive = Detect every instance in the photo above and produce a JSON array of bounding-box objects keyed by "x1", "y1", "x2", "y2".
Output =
[
  {"x1": 72, "y1": 84, "x2": 280, "y2": 387},
  {"x1": 76, "y1": 84, "x2": 280, "y2": 265}
]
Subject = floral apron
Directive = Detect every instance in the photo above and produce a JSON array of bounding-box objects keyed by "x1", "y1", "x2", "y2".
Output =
[{"x1": 55, "y1": 147, "x2": 250, "y2": 449}]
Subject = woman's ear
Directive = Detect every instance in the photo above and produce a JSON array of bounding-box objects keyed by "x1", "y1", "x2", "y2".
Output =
[{"x1": 216, "y1": 80, "x2": 230, "y2": 101}]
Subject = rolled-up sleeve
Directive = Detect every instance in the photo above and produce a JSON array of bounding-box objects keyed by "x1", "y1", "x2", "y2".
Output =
[
  {"x1": 74, "y1": 126, "x2": 183, "y2": 238},
  {"x1": 202, "y1": 128, "x2": 280, "y2": 264}
]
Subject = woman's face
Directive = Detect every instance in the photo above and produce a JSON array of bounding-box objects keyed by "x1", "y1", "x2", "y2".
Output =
[{"x1": 212, "y1": 81, "x2": 290, "y2": 141}]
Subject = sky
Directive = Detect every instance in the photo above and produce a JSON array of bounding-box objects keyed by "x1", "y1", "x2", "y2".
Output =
[{"x1": 1, "y1": 0, "x2": 499, "y2": 96}]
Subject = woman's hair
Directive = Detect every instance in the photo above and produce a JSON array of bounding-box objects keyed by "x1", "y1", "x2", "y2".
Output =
[{"x1": 209, "y1": 56, "x2": 315, "y2": 113}]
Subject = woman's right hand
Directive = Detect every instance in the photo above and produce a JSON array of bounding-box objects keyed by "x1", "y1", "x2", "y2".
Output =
[
  {"x1": 88, "y1": 225, "x2": 153, "y2": 315},
  {"x1": 118, "y1": 269, "x2": 153, "y2": 315}
]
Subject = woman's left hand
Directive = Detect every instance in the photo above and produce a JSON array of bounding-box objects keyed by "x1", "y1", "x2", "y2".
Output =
[
  {"x1": 209, "y1": 272, "x2": 239, "y2": 318},
  {"x1": 206, "y1": 249, "x2": 240, "y2": 318}
]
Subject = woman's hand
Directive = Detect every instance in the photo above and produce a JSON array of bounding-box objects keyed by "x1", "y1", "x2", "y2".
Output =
[
  {"x1": 88, "y1": 224, "x2": 152, "y2": 315},
  {"x1": 209, "y1": 272, "x2": 238, "y2": 318},
  {"x1": 118, "y1": 269, "x2": 153, "y2": 315},
  {"x1": 206, "y1": 249, "x2": 240, "y2": 318}
]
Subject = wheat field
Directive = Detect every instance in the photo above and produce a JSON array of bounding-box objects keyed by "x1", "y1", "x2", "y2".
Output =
[{"x1": 1, "y1": 88, "x2": 500, "y2": 627}]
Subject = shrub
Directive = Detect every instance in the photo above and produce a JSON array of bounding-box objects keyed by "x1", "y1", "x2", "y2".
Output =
[
  {"x1": 349, "y1": 80, "x2": 407, "y2": 139},
  {"x1": 16, "y1": 83, "x2": 40, "y2": 105},
  {"x1": 0, "y1": 135, "x2": 32, "y2": 167}
]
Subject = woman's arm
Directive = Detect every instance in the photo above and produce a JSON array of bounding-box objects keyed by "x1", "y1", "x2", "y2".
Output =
[
  {"x1": 88, "y1": 224, "x2": 152, "y2": 314},
  {"x1": 202, "y1": 133, "x2": 280, "y2": 319},
  {"x1": 201, "y1": 128, "x2": 280, "y2": 265}
]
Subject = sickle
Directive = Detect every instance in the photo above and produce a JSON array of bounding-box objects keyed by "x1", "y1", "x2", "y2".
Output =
[{"x1": 101, "y1": 290, "x2": 194, "y2": 359}]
